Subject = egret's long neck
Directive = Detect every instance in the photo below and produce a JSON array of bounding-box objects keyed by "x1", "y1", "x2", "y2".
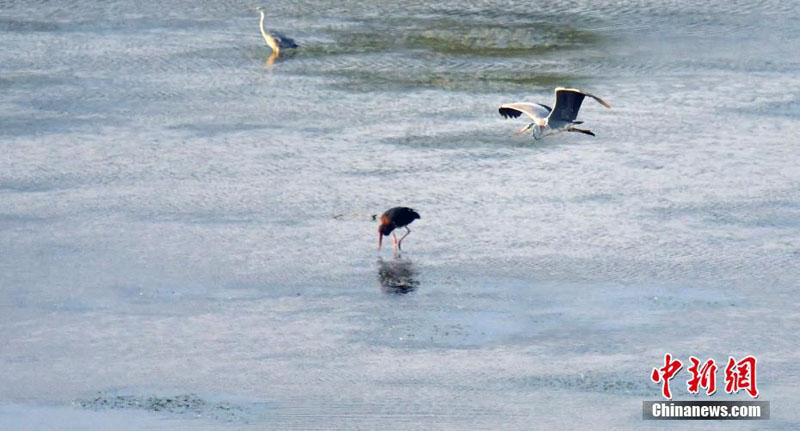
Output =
[{"x1": 259, "y1": 11, "x2": 279, "y2": 54}]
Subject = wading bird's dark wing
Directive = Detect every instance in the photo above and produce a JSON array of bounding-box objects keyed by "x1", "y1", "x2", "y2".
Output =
[
  {"x1": 382, "y1": 207, "x2": 420, "y2": 228},
  {"x1": 549, "y1": 87, "x2": 611, "y2": 124},
  {"x1": 272, "y1": 32, "x2": 298, "y2": 49},
  {"x1": 498, "y1": 102, "x2": 552, "y2": 121}
]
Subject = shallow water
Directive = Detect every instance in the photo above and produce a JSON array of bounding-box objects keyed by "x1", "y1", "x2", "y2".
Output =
[{"x1": 1, "y1": 0, "x2": 799, "y2": 429}]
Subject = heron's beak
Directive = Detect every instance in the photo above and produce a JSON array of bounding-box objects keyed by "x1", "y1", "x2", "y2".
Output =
[
  {"x1": 378, "y1": 231, "x2": 383, "y2": 249},
  {"x1": 514, "y1": 123, "x2": 534, "y2": 136}
]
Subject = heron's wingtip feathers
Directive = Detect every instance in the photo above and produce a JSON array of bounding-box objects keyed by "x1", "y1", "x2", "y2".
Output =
[
  {"x1": 498, "y1": 106, "x2": 522, "y2": 119},
  {"x1": 554, "y1": 87, "x2": 611, "y2": 108},
  {"x1": 499, "y1": 102, "x2": 550, "y2": 121},
  {"x1": 584, "y1": 91, "x2": 612, "y2": 109},
  {"x1": 596, "y1": 98, "x2": 612, "y2": 109}
]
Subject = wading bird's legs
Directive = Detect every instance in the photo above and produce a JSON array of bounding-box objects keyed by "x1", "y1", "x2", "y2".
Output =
[
  {"x1": 392, "y1": 232, "x2": 398, "y2": 249},
  {"x1": 397, "y1": 227, "x2": 411, "y2": 250}
]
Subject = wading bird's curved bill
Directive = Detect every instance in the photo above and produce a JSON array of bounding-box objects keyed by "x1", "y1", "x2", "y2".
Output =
[{"x1": 499, "y1": 87, "x2": 611, "y2": 139}]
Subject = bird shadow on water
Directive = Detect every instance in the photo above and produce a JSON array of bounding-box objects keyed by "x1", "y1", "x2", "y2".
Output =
[{"x1": 376, "y1": 256, "x2": 420, "y2": 295}]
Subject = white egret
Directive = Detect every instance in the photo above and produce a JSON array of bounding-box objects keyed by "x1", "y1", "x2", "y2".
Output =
[{"x1": 257, "y1": 7, "x2": 298, "y2": 56}]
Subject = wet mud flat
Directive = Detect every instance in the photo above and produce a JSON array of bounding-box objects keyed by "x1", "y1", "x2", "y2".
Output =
[{"x1": 2, "y1": 0, "x2": 800, "y2": 430}]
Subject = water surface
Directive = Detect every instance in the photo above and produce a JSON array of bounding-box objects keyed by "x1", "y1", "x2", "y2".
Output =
[{"x1": 1, "y1": 0, "x2": 799, "y2": 429}]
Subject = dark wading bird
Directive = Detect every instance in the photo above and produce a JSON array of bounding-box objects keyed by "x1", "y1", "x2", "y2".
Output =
[
  {"x1": 499, "y1": 87, "x2": 611, "y2": 139},
  {"x1": 257, "y1": 7, "x2": 298, "y2": 64},
  {"x1": 378, "y1": 207, "x2": 420, "y2": 250}
]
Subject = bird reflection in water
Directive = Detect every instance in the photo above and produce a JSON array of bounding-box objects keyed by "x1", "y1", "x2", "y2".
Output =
[
  {"x1": 265, "y1": 50, "x2": 300, "y2": 68},
  {"x1": 266, "y1": 51, "x2": 278, "y2": 68},
  {"x1": 377, "y1": 257, "x2": 420, "y2": 295}
]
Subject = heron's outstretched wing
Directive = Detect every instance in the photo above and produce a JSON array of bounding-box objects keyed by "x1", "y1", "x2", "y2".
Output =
[
  {"x1": 549, "y1": 87, "x2": 611, "y2": 124},
  {"x1": 498, "y1": 102, "x2": 552, "y2": 121}
]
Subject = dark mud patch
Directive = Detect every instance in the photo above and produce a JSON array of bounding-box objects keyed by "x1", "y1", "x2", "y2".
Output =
[{"x1": 74, "y1": 392, "x2": 248, "y2": 422}]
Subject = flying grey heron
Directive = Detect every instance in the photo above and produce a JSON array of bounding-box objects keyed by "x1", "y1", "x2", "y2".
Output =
[
  {"x1": 257, "y1": 7, "x2": 298, "y2": 56},
  {"x1": 499, "y1": 87, "x2": 611, "y2": 139}
]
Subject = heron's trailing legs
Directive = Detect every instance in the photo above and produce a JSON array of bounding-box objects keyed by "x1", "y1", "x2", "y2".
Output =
[{"x1": 566, "y1": 126, "x2": 595, "y2": 137}]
